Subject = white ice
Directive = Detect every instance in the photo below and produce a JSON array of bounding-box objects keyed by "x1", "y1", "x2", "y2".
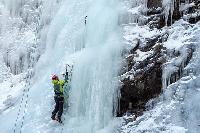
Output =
[{"x1": 0, "y1": 0, "x2": 123, "y2": 133}]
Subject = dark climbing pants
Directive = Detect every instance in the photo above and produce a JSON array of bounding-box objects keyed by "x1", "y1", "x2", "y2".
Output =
[{"x1": 52, "y1": 96, "x2": 64, "y2": 119}]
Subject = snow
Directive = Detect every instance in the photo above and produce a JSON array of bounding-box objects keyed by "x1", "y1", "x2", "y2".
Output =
[
  {"x1": 122, "y1": 101, "x2": 187, "y2": 133},
  {"x1": 121, "y1": 99, "x2": 188, "y2": 133},
  {"x1": 121, "y1": 23, "x2": 165, "y2": 80},
  {"x1": 0, "y1": 74, "x2": 25, "y2": 115},
  {"x1": 180, "y1": 2, "x2": 196, "y2": 12},
  {"x1": 162, "y1": 20, "x2": 199, "y2": 89},
  {"x1": 163, "y1": 20, "x2": 193, "y2": 50},
  {"x1": 123, "y1": 24, "x2": 163, "y2": 51},
  {"x1": 120, "y1": 0, "x2": 200, "y2": 132},
  {"x1": 134, "y1": 49, "x2": 153, "y2": 61},
  {"x1": 121, "y1": 18, "x2": 200, "y2": 132}
]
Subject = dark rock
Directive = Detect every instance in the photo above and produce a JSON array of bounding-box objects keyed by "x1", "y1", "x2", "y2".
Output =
[
  {"x1": 172, "y1": 0, "x2": 182, "y2": 23},
  {"x1": 118, "y1": 42, "x2": 165, "y2": 116},
  {"x1": 147, "y1": 0, "x2": 162, "y2": 8},
  {"x1": 126, "y1": 54, "x2": 134, "y2": 71},
  {"x1": 118, "y1": 44, "x2": 194, "y2": 117},
  {"x1": 181, "y1": 0, "x2": 200, "y2": 24},
  {"x1": 147, "y1": 8, "x2": 162, "y2": 16},
  {"x1": 130, "y1": 39, "x2": 140, "y2": 54},
  {"x1": 145, "y1": 0, "x2": 166, "y2": 28},
  {"x1": 139, "y1": 33, "x2": 168, "y2": 52},
  {"x1": 117, "y1": 0, "x2": 197, "y2": 118},
  {"x1": 188, "y1": 15, "x2": 200, "y2": 24}
]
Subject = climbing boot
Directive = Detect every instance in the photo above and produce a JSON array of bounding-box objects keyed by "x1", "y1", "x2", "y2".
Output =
[
  {"x1": 56, "y1": 117, "x2": 62, "y2": 123},
  {"x1": 51, "y1": 115, "x2": 56, "y2": 120}
]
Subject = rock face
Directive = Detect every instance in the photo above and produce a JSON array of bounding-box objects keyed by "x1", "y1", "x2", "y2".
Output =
[
  {"x1": 146, "y1": 0, "x2": 200, "y2": 28},
  {"x1": 147, "y1": 0, "x2": 162, "y2": 8},
  {"x1": 146, "y1": 0, "x2": 165, "y2": 29},
  {"x1": 118, "y1": 39, "x2": 167, "y2": 117},
  {"x1": 117, "y1": 0, "x2": 198, "y2": 117}
]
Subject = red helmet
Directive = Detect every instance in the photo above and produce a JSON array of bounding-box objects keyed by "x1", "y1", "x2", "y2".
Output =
[{"x1": 52, "y1": 75, "x2": 59, "y2": 80}]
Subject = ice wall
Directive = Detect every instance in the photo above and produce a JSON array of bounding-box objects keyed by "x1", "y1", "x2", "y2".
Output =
[
  {"x1": 0, "y1": 0, "x2": 40, "y2": 75},
  {"x1": 0, "y1": 0, "x2": 62, "y2": 75},
  {"x1": 2, "y1": 0, "x2": 123, "y2": 133}
]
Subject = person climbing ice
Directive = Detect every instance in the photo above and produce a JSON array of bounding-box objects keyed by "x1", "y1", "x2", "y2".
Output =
[{"x1": 51, "y1": 74, "x2": 67, "y2": 123}]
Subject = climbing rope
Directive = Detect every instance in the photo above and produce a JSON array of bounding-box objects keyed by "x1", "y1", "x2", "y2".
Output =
[
  {"x1": 13, "y1": 44, "x2": 37, "y2": 133},
  {"x1": 19, "y1": 71, "x2": 32, "y2": 133},
  {"x1": 13, "y1": 84, "x2": 27, "y2": 133},
  {"x1": 13, "y1": 70, "x2": 32, "y2": 133},
  {"x1": 60, "y1": 114, "x2": 65, "y2": 133}
]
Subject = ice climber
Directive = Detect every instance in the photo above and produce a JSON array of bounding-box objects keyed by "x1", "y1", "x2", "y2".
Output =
[{"x1": 51, "y1": 74, "x2": 67, "y2": 123}]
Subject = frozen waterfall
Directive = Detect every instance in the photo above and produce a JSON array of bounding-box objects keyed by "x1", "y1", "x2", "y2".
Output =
[{"x1": 0, "y1": 0, "x2": 123, "y2": 133}]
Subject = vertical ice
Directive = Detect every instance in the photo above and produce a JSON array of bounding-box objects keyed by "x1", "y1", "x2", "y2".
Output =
[
  {"x1": 0, "y1": 0, "x2": 122, "y2": 132},
  {"x1": 162, "y1": 0, "x2": 175, "y2": 25},
  {"x1": 66, "y1": 0, "x2": 123, "y2": 132},
  {"x1": 9, "y1": 0, "x2": 123, "y2": 132}
]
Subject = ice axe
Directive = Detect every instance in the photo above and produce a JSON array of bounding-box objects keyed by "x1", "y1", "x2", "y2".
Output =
[{"x1": 62, "y1": 64, "x2": 71, "y2": 82}]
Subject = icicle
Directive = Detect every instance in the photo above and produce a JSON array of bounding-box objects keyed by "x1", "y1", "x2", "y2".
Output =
[
  {"x1": 185, "y1": 0, "x2": 190, "y2": 4},
  {"x1": 131, "y1": 0, "x2": 147, "y2": 8},
  {"x1": 162, "y1": 0, "x2": 176, "y2": 25},
  {"x1": 162, "y1": 64, "x2": 167, "y2": 90},
  {"x1": 1, "y1": 0, "x2": 27, "y2": 16},
  {"x1": 124, "y1": 0, "x2": 148, "y2": 24}
]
